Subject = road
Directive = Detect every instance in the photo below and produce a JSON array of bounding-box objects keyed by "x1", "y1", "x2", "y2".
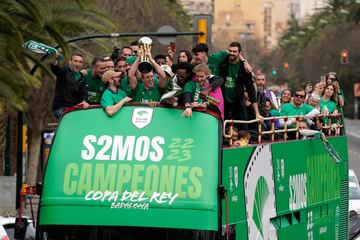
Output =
[{"x1": 346, "y1": 119, "x2": 360, "y2": 176}]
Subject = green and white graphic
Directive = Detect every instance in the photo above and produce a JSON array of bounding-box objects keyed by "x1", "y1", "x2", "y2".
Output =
[
  {"x1": 245, "y1": 145, "x2": 277, "y2": 240},
  {"x1": 40, "y1": 107, "x2": 219, "y2": 230},
  {"x1": 131, "y1": 107, "x2": 154, "y2": 129},
  {"x1": 253, "y1": 176, "x2": 270, "y2": 237}
]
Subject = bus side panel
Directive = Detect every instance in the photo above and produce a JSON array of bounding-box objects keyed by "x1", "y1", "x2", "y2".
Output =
[
  {"x1": 222, "y1": 136, "x2": 348, "y2": 240},
  {"x1": 272, "y1": 136, "x2": 348, "y2": 240},
  {"x1": 221, "y1": 146, "x2": 256, "y2": 240}
]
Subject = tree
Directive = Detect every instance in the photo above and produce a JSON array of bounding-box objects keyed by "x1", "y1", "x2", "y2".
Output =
[
  {"x1": 261, "y1": 0, "x2": 360, "y2": 118},
  {"x1": 0, "y1": 0, "x2": 116, "y2": 183}
]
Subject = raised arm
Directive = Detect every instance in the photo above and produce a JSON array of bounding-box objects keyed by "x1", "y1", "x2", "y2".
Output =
[
  {"x1": 208, "y1": 50, "x2": 228, "y2": 76},
  {"x1": 146, "y1": 51, "x2": 166, "y2": 89},
  {"x1": 128, "y1": 56, "x2": 141, "y2": 90},
  {"x1": 50, "y1": 52, "x2": 61, "y2": 75}
]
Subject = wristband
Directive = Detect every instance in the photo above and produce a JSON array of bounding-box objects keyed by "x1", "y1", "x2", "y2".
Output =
[{"x1": 242, "y1": 59, "x2": 247, "y2": 63}]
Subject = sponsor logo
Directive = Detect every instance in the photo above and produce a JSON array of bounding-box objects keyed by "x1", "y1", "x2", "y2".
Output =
[
  {"x1": 132, "y1": 108, "x2": 153, "y2": 129},
  {"x1": 234, "y1": 166, "x2": 238, "y2": 188}
]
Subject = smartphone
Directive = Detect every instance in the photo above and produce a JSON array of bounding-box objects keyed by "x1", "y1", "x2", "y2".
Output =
[{"x1": 169, "y1": 42, "x2": 176, "y2": 52}]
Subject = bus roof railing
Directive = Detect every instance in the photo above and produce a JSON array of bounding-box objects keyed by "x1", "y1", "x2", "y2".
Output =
[{"x1": 223, "y1": 113, "x2": 344, "y2": 145}]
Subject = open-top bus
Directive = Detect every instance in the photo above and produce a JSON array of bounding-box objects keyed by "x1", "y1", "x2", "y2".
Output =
[{"x1": 34, "y1": 105, "x2": 348, "y2": 240}]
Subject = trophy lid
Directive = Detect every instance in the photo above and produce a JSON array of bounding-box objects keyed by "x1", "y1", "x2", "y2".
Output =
[{"x1": 138, "y1": 37, "x2": 153, "y2": 46}]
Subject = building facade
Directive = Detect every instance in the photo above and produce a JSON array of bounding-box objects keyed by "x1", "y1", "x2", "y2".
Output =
[
  {"x1": 211, "y1": 0, "x2": 325, "y2": 51},
  {"x1": 179, "y1": 0, "x2": 214, "y2": 15}
]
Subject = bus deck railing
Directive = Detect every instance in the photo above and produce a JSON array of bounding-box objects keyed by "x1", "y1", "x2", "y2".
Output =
[{"x1": 223, "y1": 113, "x2": 344, "y2": 145}]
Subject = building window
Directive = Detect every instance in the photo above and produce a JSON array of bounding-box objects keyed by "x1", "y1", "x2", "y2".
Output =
[
  {"x1": 246, "y1": 23, "x2": 255, "y2": 31},
  {"x1": 264, "y1": 7, "x2": 272, "y2": 37}
]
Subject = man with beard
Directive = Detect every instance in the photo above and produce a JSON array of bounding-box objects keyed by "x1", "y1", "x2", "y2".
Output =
[
  {"x1": 256, "y1": 73, "x2": 278, "y2": 110},
  {"x1": 100, "y1": 70, "x2": 132, "y2": 116},
  {"x1": 208, "y1": 42, "x2": 262, "y2": 129},
  {"x1": 51, "y1": 52, "x2": 89, "y2": 119},
  {"x1": 83, "y1": 56, "x2": 108, "y2": 104}
]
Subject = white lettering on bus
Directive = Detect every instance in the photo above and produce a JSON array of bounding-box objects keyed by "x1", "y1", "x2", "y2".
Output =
[
  {"x1": 81, "y1": 135, "x2": 165, "y2": 162},
  {"x1": 289, "y1": 173, "x2": 307, "y2": 211},
  {"x1": 81, "y1": 135, "x2": 96, "y2": 160},
  {"x1": 84, "y1": 190, "x2": 178, "y2": 206}
]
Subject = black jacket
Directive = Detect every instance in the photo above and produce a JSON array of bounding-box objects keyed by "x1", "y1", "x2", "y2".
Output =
[
  {"x1": 51, "y1": 64, "x2": 87, "y2": 111},
  {"x1": 218, "y1": 56, "x2": 257, "y2": 104}
]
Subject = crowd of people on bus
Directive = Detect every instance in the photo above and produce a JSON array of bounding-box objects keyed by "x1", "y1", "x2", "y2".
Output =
[{"x1": 51, "y1": 39, "x2": 345, "y2": 147}]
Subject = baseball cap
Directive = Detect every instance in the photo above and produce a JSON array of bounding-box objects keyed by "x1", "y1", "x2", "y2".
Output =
[
  {"x1": 160, "y1": 64, "x2": 174, "y2": 77},
  {"x1": 102, "y1": 70, "x2": 122, "y2": 83}
]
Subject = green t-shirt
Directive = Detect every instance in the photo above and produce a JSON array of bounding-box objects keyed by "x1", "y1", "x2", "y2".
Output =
[
  {"x1": 320, "y1": 98, "x2": 336, "y2": 113},
  {"x1": 120, "y1": 76, "x2": 132, "y2": 97},
  {"x1": 100, "y1": 88, "x2": 127, "y2": 109},
  {"x1": 183, "y1": 81, "x2": 206, "y2": 104},
  {"x1": 85, "y1": 69, "x2": 106, "y2": 103},
  {"x1": 132, "y1": 76, "x2": 162, "y2": 102},
  {"x1": 320, "y1": 98, "x2": 337, "y2": 124},
  {"x1": 280, "y1": 103, "x2": 314, "y2": 116},
  {"x1": 208, "y1": 50, "x2": 240, "y2": 103},
  {"x1": 72, "y1": 68, "x2": 82, "y2": 81},
  {"x1": 280, "y1": 103, "x2": 314, "y2": 128}
]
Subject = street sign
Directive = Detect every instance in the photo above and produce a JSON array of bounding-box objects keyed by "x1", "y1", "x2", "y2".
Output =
[{"x1": 156, "y1": 25, "x2": 176, "y2": 45}]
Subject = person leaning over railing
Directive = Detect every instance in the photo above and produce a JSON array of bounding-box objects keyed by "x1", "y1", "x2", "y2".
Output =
[
  {"x1": 320, "y1": 83, "x2": 340, "y2": 128},
  {"x1": 278, "y1": 88, "x2": 320, "y2": 130},
  {"x1": 100, "y1": 70, "x2": 132, "y2": 117},
  {"x1": 182, "y1": 63, "x2": 224, "y2": 119}
]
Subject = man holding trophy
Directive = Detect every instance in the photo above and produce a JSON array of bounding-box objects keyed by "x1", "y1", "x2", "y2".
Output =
[{"x1": 128, "y1": 37, "x2": 167, "y2": 106}]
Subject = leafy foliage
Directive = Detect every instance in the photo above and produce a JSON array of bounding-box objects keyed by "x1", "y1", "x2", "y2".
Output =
[
  {"x1": 261, "y1": 0, "x2": 360, "y2": 116},
  {"x1": 0, "y1": 0, "x2": 116, "y2": 111}
]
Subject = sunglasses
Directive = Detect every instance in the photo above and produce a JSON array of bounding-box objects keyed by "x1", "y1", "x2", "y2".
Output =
[{"x1": 295, "y1": 93, "x2": 305, "y2": 99}]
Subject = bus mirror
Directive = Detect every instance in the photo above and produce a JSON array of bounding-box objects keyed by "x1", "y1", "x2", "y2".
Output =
[
  {"x1": 218, "y1": 185, "x2": 226, "y2": 199},
  {"x1": 36, "y1": 182, "x2": 43, "y2": 195},
  {"x1": 14, "y1": 218, "x2": 28, "y2": 239}
]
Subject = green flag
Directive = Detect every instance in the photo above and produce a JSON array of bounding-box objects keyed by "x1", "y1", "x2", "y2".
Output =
[{"x1": 23, "y1": 40, "x2": 63, "y2": 60}]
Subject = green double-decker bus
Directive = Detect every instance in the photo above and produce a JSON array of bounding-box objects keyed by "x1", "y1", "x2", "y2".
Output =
[{"x1": 36, "y1": 106, "x2": 349, "y2": 240}]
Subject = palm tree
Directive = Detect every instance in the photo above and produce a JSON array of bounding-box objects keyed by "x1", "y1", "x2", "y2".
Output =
[{"x1": 0, "y1": 0, "x2": 116, "y2": 183}]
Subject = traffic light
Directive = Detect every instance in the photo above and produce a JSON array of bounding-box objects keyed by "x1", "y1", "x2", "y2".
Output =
[
  {"x1": 283, "y1": 63, "x2": 289, "y2": 70},
  {"x1": 193, "y1": 15, "x2": 212, "y2": 48},
  {"x1": 272, "y1": 68, "x2": 277, "y2": 75},
  {"x1": 340, "y1": 50, "x2": 348, "y2": 64}
]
